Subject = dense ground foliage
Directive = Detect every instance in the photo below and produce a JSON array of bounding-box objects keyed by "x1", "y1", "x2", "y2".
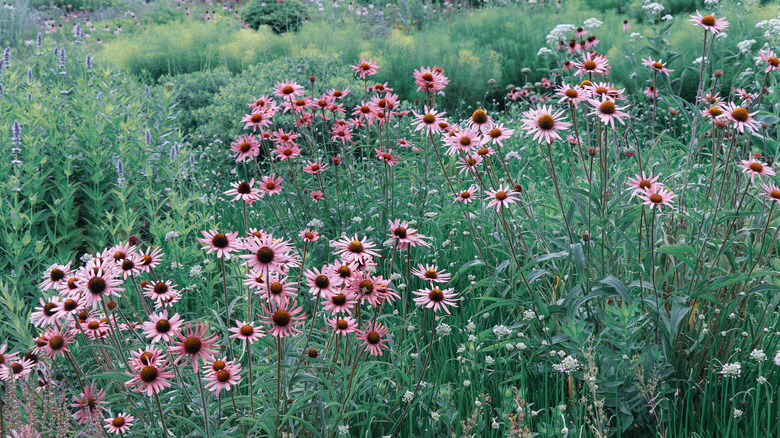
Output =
[{"x1": 2, "y1": 0, "x2": 780, "y2": 437}]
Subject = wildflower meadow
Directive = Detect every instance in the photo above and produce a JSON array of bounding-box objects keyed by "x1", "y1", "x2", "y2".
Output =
[{"x1": 2, "y1": 0, "x2": 780, "y2": 437}]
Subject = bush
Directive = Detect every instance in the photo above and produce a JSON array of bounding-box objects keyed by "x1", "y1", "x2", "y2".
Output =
[{"x1": 241, "y1": 0, "x2": 309, "y2": 34}]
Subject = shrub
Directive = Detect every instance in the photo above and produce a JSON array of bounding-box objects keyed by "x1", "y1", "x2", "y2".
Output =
[{"x1": 241, "y1": 0, "x2": 310, "y2": 34}]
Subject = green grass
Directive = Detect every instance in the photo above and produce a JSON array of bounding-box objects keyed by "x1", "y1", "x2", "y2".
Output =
[{"x1": 1, "y1": 1, "x2": 780, "y2": 437}]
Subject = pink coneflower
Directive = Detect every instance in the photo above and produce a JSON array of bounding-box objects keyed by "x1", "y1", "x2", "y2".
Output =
[
  {"x1": 413, "y1": 286, "x2": 459, "y2": 314},
  {"x1": 644, "y1": 85, "x2": 658, "y2": 99},
  {"x1": 105, "y1": 413, "x2": 135, "y2": 435},
  {"x1": 585, "y1": 35, "x2": 600, "y2": 50},
  {"x1": 78, "y1": 268, "x2": 123, "y2": 309},
  {"x1": 521, "y1": 105, "x2": 572, "y2": 144},
  {"x1": 623, "y1": 19, "x2": 630, "y2": 31},
  {"x1": 331, "y1": 125, "x2": 354, "y2": 143},
  {"x1": 701, "y1": 104, "x2": 725, "y2": 120},
  {"x1": 258, "y1": 302, "x2": 306, "y2": 337},
  {"x1": 142, "y1": 310, "x2": 183, "y2": 343},
  {"x1": 241, "y1": 235, "x2": 296, "y2": 275},
  {"x1": 242, "y1": 109, "x2": 273, "y2": 131},
  {"x1": 248, "y1": 94, "x2": 275, "y2": 110},
  {"x1": 143, "y1": 280, "x2": 179, "y2": 308},
  {"x1": 332, "y1": 235, "x2": 381, "y2": 264},
  {"x1": 738, "y1": 158, "x2": 776, "y2": 182},
  {"x1": 274, "y1": 143, "x2": 302, "y2": 161},
  {"x1": 585, "y1": 82, "x2": 624, "y2": 100},
  {"x1": 125, "y1": 350, "x2": 174, "y2": 396},
  {"x1": 0, "y1": 357, "x2": 34, "y2": 381},
  {"x1": 326, "y1": 88, "x2": 351, "y2": 100},
  {"x1": 303, "y1": 160, "x2": 328, "y2": 175},
  {"x1": 71, "y1": 384, "x2": 109, "y2": 425},
  {"x1": 271, "y1": 129, "x2": 298, "y2": 146},
  {"x1": 486, "y1": 123, "x2": 514, "y2": 147},
  {"x1": 304, "y1": 266, "x2": 344, "y2": 299},
  {"x1": 228, "y1": 320, "x2": 264, "y2": 344},
  {"x1": 557, "y1": 84, "x2": 588, "y2": 107},
  {"x1": 352, "y1": 57, "x2": 380, "y2": 79},
  {"x1": 299, "y1": 228, "x2": 320, "y2": 242},
  {"x1": 349, "y1": 273, "x2": 391, "y2": 307},
  {"x1": 388, "y1": 219, "x2": 431, "y2": 249},
  {"x1": 757, "y1": 49, "x2": 780, "y2": 73},
  {"x1": 445, "y1": 129, "x2": 485, "y2": 155},
  {"x1": 641, "y1": 57, "x2": 674, "y2": 76},
  {"x1": 456, "y1": 154, "x2": 482, "y2": 176},
  {"x1": 588, "y1": 96, "x2": 629, "y2": 128},
  {"x1": 573, "y1": 52, "x2": 610, "y2": 76},
  {"x1": 137, "y1": 246, "x2": 163, "y2": 273},
  {"x1": 224, "y1": 179, "x2": 262, "y2": 204},
  {"x1": 198, "y1": 230, "x2": 240, "y2": 259},
  {"x1": 486, "y1": 186, "x2": 520, "y2": 212},
  {"x1": 259, "y1": 173, "x2": 283, "y2": 196},
  {"x1": 375, "y1": 148, "x2": 401, "y2": 166},
  {"x1": 638, "y1": 187, "x2": 677, "y2": 211},
  {"x1": 412, "y1": 106, "x2": 447, "y2": 135},
  {"x1": 626, "y1": 172, "x2": 663, "y2": 195},
  {"x1": 760, "y1": 183, "x2": 780, "y2": 204},
  {"x1": 204, "y1": 358, "x2": 242, "y2": 397},
  {"x1": 81, "y1": 317, "x2": 109, "y2": 340},
  {"x1": 356, "y1": 322, "x2": 390, "y2": 356},
  {"x1": 273, "y1": 79, "x2": 305, "y2": 100},
  {"x1": 733, "y1": 88, "x2": 758, "y2": 101},
  {"x1": 331, "y1": 259, "x2": 358, "y2": 282},
  {"x1": 689, "y1": 11, "x2": 729, "y2": 34},
  {"x1": 253, "y1": 272, "x2": 297, "y2": 306},
  {"x1": 413, "y1": 66, "x2": 450, "y2": 92},
  {"x1": 322, "y1": 290, "x2": 357, "y2": 315},
  {"x1": 328, "y1": 316, "x2": 357, "y2": 335},
  {"x1": 30, "y1": 296, "x2": 62, "y2": 327},
  {"x1": 170, "y1": 322, "x2": 220, "y2": 372},
  {"x1": 282, "y1": 96, "x2": 312, "y2": 113},
  {"x1": 230, "y1": 134, "x2": 261, "y2": 162},
  {"x1": 41, "y1": 325, "x2": 75, "y2": 359},
  {"x1": 411, "y1": 264, "x2": 452, "y2": 284},
  {"x1": 721, "y1": 103, "x2": 760, "y2": 133},
  {"x1": 310, "y1": 190, "x2": 324, "y2": 202},
  {"x1": 454, "y1": 185, "x2": 478, "y2": 204},
  {"x1": 55, "y1": 295, "x2": 85, "y2": 320},
  {"x1": 396, "y1": 138, "x2": 411, "y2": 148},
  {"x1": 39, "y1": 262, "x2": 72, "y2": 291}
]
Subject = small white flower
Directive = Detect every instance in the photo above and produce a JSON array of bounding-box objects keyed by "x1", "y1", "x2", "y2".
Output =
[
  {"x1": 338, "y1": 425, "x2": 349, "y2": 434},
  {"x1": 523, "y1": 309, "x2": 536, "y2": 320},
  {"x1": 410, "y1": 353, "x2": 419, "y2": 360},
  {"x1": 492, "y1": 324, "x2": 511, "y2": 338},
  {"x1": 750, "y1": 349, "x2": 767, "y2": 362},
  {"x1": 485, "y1": 355, "x2": 494, "y2": 365},
  {"x1": 553, "y1": 355, "x2": 580, "y2": 374},
  {"x1": 402, "y1": 390, "x2": 415, "y2": 403},
  {"x1": 757, "y1": 376, "x2": 768, "y2": 384},
  {"x1": 720, "y1": 362, "x2": 742, "y2": 378},
  {"x1": 516, "y1": 342, "x2": 527, "y2": 350},
  {"x1": 431, "y1": 411, "x2": 440, "y2": 422},
  {"x1": 189, "y1": 265, "x2": 203, "y2": 277},
  {"x1": 164, "y1": 230, "x2": 180, "y2": 241},
  {"x1": 466, "y1": 321, "x2": 476, "y2": 332},
  {"x1": 733, "y1": 408, "x2": 743, "y2": 419}
]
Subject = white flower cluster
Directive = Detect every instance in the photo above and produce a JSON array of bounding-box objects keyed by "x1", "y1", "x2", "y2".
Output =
[
  {"x1": 537, "y1": 47, "x2": 555, "y2": 57},
  {"x1": 492, "y1": 324, "x2": 512, "y2": 338},
  {"x1": 553, "y1": 355, "x2": 580, "y2": 374},
  {"x1": 736, "y1": 39, "x2": 756, "y2": 55},
  {"x1": 756, "y1": 16, "x2": 780, "y2": 41},
  {"x1": 546, "y1": 24, "x2": 576, "y2": 45},
  {"x1": 164, "y1": 230, "x2": 179, "y2": 241},
  {"x1": 720, "y1": 362, "x2": 742, "y2": 378},
  {"x1": 583, "y1": 18, "x2": 603, "y2": 29},
  {"x1": 642, "y1": 2, "x2": 665, "y2": 16},
  {"x1": 750, "y1": 349, "x2": 767, "y2": 362}
]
